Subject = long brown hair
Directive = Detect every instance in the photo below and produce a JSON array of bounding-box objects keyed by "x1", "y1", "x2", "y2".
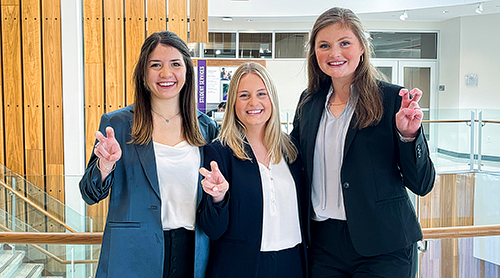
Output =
[
  {"x1": 219, "y1": 62, "x2": 297, "y2": 164},
  {"x1": 302, "y1": 7, "x2": 384, "y2": 129},
  {"x1": 131, "y1": 31, "x2": 205, "y2": 146}
]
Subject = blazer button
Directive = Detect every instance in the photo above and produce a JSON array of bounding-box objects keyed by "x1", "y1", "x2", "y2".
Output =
[{"x1": 343, "y1": 182, "x2": 350, "y2": 189}]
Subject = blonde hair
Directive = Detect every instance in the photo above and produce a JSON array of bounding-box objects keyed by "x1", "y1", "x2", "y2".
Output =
[
  {"x1": 302, "y1": 7, "x2": 385, "y2": 129},
  {"x1": 218, "y1": 62, "x2": 297, "y2": 164}
]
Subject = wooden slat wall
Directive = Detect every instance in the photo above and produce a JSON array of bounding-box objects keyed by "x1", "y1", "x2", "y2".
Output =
[
  {"x1": 189, "y1": 0, "x2": 208, "y2": 43},
  {"x1": 2, "y1": 1, "x2": 27, "y2": 237},
  {"x1": 419, "y1": 173, "x2": 500, "y2": 278},
  {"x1": 83, "y1": 0, "x2": 106, "y2": 233},
  {"x1": 104, "y1": 0, "x2": 125, "y2": 112},
  {"x1": 168, "y1": 0, "x2": 187, "y2": 42},
  {"x1": 146, "y1": 0, "x2": 167, "y2": 35},
  {"x1": 125, "y1": 0, "x2": 145, "y2": 104}
]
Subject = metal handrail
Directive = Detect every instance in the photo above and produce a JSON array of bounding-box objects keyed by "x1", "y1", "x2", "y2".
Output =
[{"x1": 0, "y1": 179, "x2": 77, "y2": 233}]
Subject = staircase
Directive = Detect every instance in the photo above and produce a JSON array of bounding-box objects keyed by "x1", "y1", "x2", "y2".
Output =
[{"x1": 0, "y1": 246, "x2": 43, "y2": 278}]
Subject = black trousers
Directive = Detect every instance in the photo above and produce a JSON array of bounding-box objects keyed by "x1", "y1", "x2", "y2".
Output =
[
  {"x1": 256, "y1": 244, "x2": 305, "y2": 278},
  {"x1": 309, "y1": 219, "x2": 417, "y2": 278},
  {"x1": 163, "y1": 228, "x2": 195, "y2": 278}
]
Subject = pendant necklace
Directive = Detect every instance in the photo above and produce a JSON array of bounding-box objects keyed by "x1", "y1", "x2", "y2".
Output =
[{"x1": 152, "y1": 109, "x2": 180, "y2": 123}]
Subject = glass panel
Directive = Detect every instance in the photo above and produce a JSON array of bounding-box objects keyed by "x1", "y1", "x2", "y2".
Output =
[
  {"x1": 419, "y1": 236, "x2": 500, "y2": 278},
  {"x1": 275, "y1": 33, "x2": 309, "y2": 58},
  {"x1": 425, "y1": 109, "x2": 475, "y2": 173},
  {"x1": 371, "y1": 32, "x2": 437, "y2": 59},
  {"x1": 0, "y1": 242, "x2": 100, "y2": 277},
  {"x1": 376, "y1": 66, "x2": 393, "y2": 83},
  {"x1": 204, "y1": 32, "x2": 236, "y2": 58},
  {"x1": 239, "y1": 33, "x2": 272, "y2": 59},
  {"x1": 478, "y1": 109, "x2": 500, "y2": 172}
]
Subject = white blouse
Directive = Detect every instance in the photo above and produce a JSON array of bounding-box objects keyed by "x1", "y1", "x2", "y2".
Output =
[
  {"x1": 259, "y1": 158, "x2": 302, "y2": 252},
  {"x1": 154, "y1": 141, "x2": 200, "y2": 231}
]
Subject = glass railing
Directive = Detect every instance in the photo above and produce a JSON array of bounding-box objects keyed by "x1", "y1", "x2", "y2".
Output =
[{"x1": 0, "y1": 237, "x2": 100, "y2": 278}]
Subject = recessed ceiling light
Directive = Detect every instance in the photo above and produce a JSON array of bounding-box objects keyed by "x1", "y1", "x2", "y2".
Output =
[
  {"x1": 442, "y1": 10, "x2": 450, "y2": 14},
  {"x1": 222, "y1": 17, "x2": 233, "y2": 22}
]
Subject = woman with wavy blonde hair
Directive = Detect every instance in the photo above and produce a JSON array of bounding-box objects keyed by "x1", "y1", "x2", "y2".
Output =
[{"x1": 197, "y1": 62, "x2": 307, "y2": 278}]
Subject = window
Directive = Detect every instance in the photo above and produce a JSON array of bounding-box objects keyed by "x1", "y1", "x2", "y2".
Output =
[
  {"x1": 275, "y1": 32, "x2": 309, "y2": 58},
  {"x1": 204, "y1": 32, "x2": 236, "y2": 58},
  {"x1": 239, "y1": 33, "x2": 272, "y2": 59},
  {"x1": 188, "y1": 42, "x2": 200, "y2": 58},
  {"x1": 371, "y1": 32, "x2": 437, "y2": 59}
]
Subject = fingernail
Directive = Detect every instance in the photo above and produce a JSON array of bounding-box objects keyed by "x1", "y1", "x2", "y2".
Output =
[
  {"x1": 410, "y1": 109, "x2": 415, "y2": 114},
  {"x1": 213, "y1": 187, "x2": 219, "y2": 192}
]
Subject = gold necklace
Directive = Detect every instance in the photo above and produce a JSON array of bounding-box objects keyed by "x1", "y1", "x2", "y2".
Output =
[
  {"x1": 327, "y1": 101, "x2": 348, "y2": 107},
  {"x1": 152, "y1": 109, "x2": 180, "y2": 123}
]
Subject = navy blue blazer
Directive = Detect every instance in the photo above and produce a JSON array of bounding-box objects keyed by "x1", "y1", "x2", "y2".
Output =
[
  {"x1": 198, "y1": 139, "x2": 307, "y2": 278},
  {"x1": 291, "y1": 81, "x2": 435, "y2": 256},
  {"x1": 79, "y1": 105, "x2": 219, "y2": 278}
]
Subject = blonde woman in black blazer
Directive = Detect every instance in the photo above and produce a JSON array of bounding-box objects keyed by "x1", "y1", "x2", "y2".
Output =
[
  {"x1": 291, "y1": 7, "x2": 435, "y2": 278},
  {"x1": 198, "y1": 62, "x2": 307, "y2": 278}
]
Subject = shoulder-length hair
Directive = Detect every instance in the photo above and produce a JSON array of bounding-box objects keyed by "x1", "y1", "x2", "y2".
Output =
[
  {"x1": 302, "y1": 7, "x2": 385, "y2": 129},
  {"x1": 219, "y1": 62, "x2": 297, "y2": 164},
  {"x1": 131, "y1": 31, "x2": 205, "y2": 146}
]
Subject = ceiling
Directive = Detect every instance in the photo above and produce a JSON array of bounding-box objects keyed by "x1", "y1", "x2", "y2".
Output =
[{"x1": 208, "y1": 0, "x2": 500, "y2": 23}]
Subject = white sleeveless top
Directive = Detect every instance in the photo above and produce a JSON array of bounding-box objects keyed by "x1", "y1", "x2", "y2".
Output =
[{"x1": 153, "y1": 140, "x2": 200, "y2": 231}]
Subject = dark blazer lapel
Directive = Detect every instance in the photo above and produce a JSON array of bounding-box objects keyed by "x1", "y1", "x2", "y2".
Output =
[
  {"x1": 129, "y1": 107, "x2": 161, "y2": 199},
  {"x1": 344, "y1": 113, "x2": 359, "y2": 158},
  {"x1": 303, "y1": 87, "x2": 329, "y2": 182}
]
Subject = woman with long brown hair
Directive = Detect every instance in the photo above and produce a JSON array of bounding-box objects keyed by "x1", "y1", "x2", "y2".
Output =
[
  {"x1": 79, "y1": 31, "x2": 218, "y2": 278},
  {"x1": 291, "y1": 7, "x2": 436, "y2": 278}
]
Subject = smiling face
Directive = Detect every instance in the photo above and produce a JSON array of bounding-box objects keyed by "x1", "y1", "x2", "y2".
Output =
[
  {"x1": 234, "y1": 73, "x2": 272, "y2": 132},
  {"x1": 146, "y1": 44, "x2": 186, "y2": 103},
  {"x1": 315, "y1": 23, "x2": 364, "y2": 85}
]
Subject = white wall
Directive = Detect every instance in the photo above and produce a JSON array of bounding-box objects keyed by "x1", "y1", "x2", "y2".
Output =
[
  {"x1": 459, "y1": 13, "x2": 500, "y2": 109},
  {"x1": 267, "y1": 60, "x2": 308, "y2": 111}
]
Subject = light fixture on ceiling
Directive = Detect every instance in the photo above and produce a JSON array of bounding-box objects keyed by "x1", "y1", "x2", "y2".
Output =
[
  {"x1": 475, "y1": 3, "x2": 483, "y2": 14},
  {"x1": 399, "y1": 10, "x2": 408, "y2": 21},
  {"x1": 222, "y1": 17, "x2": 233, "y2": 22},
  {"x1": 442, "y1": 10, "x2": 450, "y2": 14}
]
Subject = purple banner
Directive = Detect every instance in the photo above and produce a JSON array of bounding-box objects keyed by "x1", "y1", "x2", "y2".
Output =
[{"x1": 197, "y1": 60, "x2": 206, "y2": 113}]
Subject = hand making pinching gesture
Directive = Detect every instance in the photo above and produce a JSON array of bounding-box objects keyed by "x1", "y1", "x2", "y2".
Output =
[
  {"x1": 199, "y1": 161, "x2": 229, "y2": 203},
  {"x1": 94, "y1": 126, "x2": 122, "y2": 180},
  {"x1": 395, "y1": 88, "x2": 424, "y2": 141}
]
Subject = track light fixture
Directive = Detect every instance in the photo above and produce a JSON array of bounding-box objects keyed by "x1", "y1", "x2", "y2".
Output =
[
  {"x1": 399, "y1": 10, "x2": 408, "y2": 21},
  {"x1": 475, "y1": 2, "x2": 483, "y2": 14}
]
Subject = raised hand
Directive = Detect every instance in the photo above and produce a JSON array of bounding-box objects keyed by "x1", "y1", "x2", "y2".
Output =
[
  {"x1": 199, "y1": 161, "x2": 229, "y2": 203},
  {"x1": 396, "y1": 88, "x2": 424, "y2": 139},
  {"x1": 94, "y1": 126, "x2": 122, "y2": 175}
]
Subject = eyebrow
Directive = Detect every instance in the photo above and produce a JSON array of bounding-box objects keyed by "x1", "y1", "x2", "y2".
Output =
[{"x1": 148, "y1": 58, "x2": 182, "y2": 63}]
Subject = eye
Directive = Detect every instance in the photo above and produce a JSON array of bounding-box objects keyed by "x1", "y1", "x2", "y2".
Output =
[
  {"x1": 150, "y1": 63, "x2": 161, "y2": 68},
  {"x1": 341, "y1": 41, "x2": 351, "y2": 47},
  {"x1": 172, "y1": 62, "x2": 182, "y2": 67},
  {"x1": 238, "y1": 92, "x2": 249, "y2": 99},
  {"x1": 318, "y1": 43, "x2": 330, "y2": 49},
  {"x1": 257, "y1": 91, "x2": 268, "y2": 97}
]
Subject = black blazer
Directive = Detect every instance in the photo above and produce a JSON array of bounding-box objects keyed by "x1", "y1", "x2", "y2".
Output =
[
  {"x1": 291, "y1": 81, "x2": 435, "y2": 256},
  {"x1": 198, "y1": 139, "x2": 307, "y2": 278}
]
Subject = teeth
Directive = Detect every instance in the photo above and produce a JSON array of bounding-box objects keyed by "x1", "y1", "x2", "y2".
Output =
[
  {"x1": 247, "y1": 110, "x2": 262, "y2": 114},
  {"x1": 328, "y1": 61, "x2": 345, "y2": 66},
  {"x1": 159, "y1": 82, "x2": 175, "y2": 86}
]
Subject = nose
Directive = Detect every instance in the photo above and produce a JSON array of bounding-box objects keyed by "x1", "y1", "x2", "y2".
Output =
[
  {"x1": 248, "y1": 94, "x2": 258, "y2": 106},
  {"x1": 329, "y1": 45, "x2": 341, "y2": 57},
  {"x1": 159, "y1": 66, "x2": 171, "y2": 78}
]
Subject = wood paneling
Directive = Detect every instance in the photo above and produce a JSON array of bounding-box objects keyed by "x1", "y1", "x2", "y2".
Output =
[
  {"x1": 104, "y1": 0, "x2": 125, "y2": 112},
  {"x1": 84, "y1": 0, "x2": 106, "y2": 233},
  {"x1": 167, "y1": 0, "x2": 187, "y2": 42},
  {"x1": 189, "y1": 0, "x2": 208, "y2": 43},
  {"x1": 2, "y1": 4, "x2": 24, "y2": 175},
  {"x1": 146, "y1": 0, "x2": 166, "y2": 35},
  {"x1": 125, "y1": 0, "x2": 145, "y2": 104}
]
